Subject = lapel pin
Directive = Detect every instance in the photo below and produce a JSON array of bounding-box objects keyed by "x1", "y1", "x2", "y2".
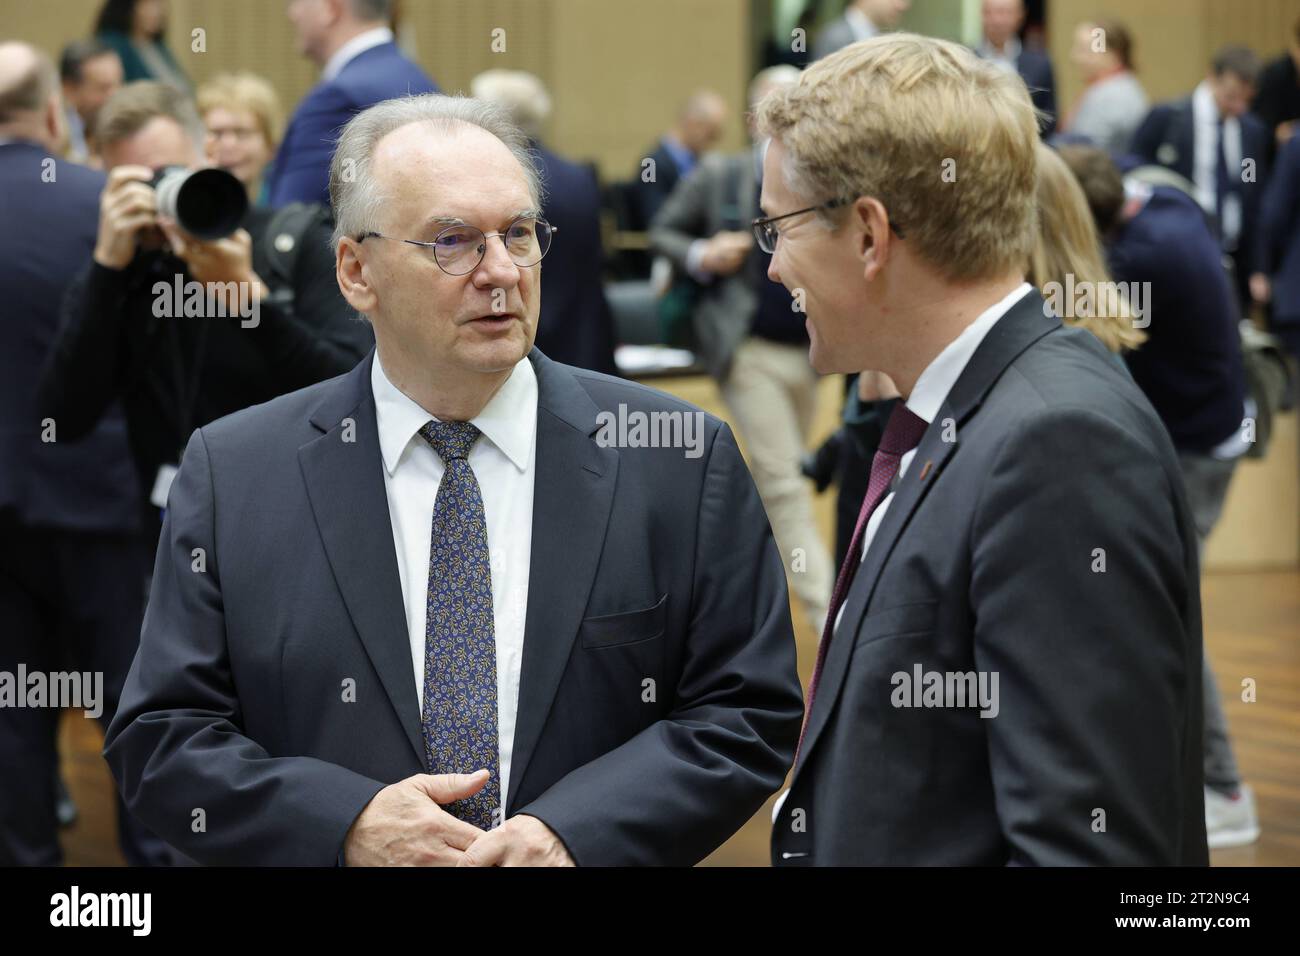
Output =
[{"x1": 919, "y1": 460, "x2": 933, "y2": 481}]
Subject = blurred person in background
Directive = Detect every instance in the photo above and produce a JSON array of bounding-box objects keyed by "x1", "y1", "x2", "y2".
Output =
[
  {"x1": 198, "y1": 72, "x2": 283, "y2": 205},
  {"x1": 267, "y1": 0, "x2": 436, "y2": 206},
  {"x1": 39, "y1": 81, "x2": 372, "y2": 546},
  {"x1": 975, "y1": 0, "x2": 1056, "y2": 134},
  {"x1": 1060, "y1": 143, "x2": 1260, "y2": 850},
  {"x1": 812, "y1": 0, "x2": 911, "y2": 61},
  {"x1": 1030, "y1": 142, "x2": 1145, "y2": 356},
  {"x1": 631, "y1": 89, "x2": 727, "y2": 230},
  {"x1": 59, "y1": 38, "x2": 123, "y2": 165},
  {"x1": 471, "y1": 69, "x2": 616, "y2": 374},
  {"x1": 1132, "y1": 46, "x2": 1270, "y2": 311},
  {"x1": 1251, "y1": 15, "x2": 1300, "y2": 160},
  {"x1": 0, "y1": 41, "x2": 172, "y2": 867},
  {"x1": 94, "y1": 0, "x2": 189, "y2": 91},
  {"x1": 1255, "y1": 127, "x2": 1300, "y2": 378},
  {"x1": 650, "y1": 65, "x2": 833, "y2": 635},
  {"x1": 1060, "y1": 18, "x2": 1147, "y2": 155}
]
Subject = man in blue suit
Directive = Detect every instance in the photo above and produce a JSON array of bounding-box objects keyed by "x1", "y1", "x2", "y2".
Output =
[
  {"x1": 1256, "y1": 132, "x2": 1300, "y2": 366},
  {"x1": 974, "y1": 0, "x2": 1056, "y2": 134},
  {"x1": 268, "y1": 0, "x2": 436, "y2": 207},
  {"x1": 0, "y1": 42, "x2": 171, "y2": 866},
  {"x1": 472, "y1": 70, "x2": 616, "y2": 374},
  {"x1": 1132, "y1": 46, "x2": 1271, "y2": 309}
]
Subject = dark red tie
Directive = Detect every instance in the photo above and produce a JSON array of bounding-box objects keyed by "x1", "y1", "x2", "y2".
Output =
[{"x1": 795, "y1": 401, "x2": 929, "y2": 763}]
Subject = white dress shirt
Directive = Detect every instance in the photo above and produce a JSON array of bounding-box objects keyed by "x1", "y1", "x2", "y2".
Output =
[
  {"x1": 371, "y1": 353, "x2": 537, "y2": 807},
  {"x1": 1191, "y1": 80, "x2": 1242, "y2": 248},
  {"x1": 774, "y1": 282, "x2": 1034, "y2": 826},
  {"x1": 321, "y1": 26, "x2": 394, "y2": 83}
]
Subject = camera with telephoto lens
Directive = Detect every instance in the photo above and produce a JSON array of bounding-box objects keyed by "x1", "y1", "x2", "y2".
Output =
[{"x1": 150, "y1": 166, "x2": 248, "y2": 241}]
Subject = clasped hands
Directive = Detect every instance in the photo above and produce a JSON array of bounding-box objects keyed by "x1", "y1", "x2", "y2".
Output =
[{"x1": 341, "y1": 769, "x2": 575, "y2": 867}]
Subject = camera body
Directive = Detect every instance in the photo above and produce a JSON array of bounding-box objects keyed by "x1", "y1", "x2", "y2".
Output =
[{"x1": 151, "y1": 166, "x2": 249, "y2": 241}]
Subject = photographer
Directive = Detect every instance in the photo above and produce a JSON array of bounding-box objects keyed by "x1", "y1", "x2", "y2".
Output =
[{"x1": 40, "y1": 81, "x2": 372, "y2": 540}]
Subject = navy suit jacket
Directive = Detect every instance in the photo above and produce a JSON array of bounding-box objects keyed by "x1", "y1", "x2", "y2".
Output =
[
  {"x1": 1131, "y1": 96, "x2": 1270, "y2": 274},
  {"x1": 771, "y1": 290, "x2": 1207, "y2": 865},
  {"x1": 534, "y1": 145, "x2": 617, "y2": 374},
  {"x1": 1259, "y1": 132, "x2": 1300, "y2": 324},
  {"x1": 973, "y1": 45, "x2": 1056, "y2": 133},
  {"x1": 0, "y1": 142, "x2": 138, "y2": 532},
  {"x1": 267, "y1": 42, "x2": 436, "y2": 207},
  {"x1": 1017, "y1": 47, "x2": 1057, "y2": 134},
  {"x1": 1110, "y1": 187, "x2": 1247, "y2": 453},
  {"x1": 631, "y1": 139, "x2": 685, "y2": 231},
  {"x1": 104, "y1": 348, "x2": 802, "y2": 865}
]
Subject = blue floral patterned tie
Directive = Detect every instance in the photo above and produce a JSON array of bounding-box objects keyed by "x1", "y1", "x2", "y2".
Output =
[{"x1": 418, "y1": 420, "x2": 500, "y2": 830}]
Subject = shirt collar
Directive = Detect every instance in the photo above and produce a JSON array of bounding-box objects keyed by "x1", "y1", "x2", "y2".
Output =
[
  {"x1": 905, "y1": 282, "x2": 1034, "y2": 425},
  {"x1": 845, "y1": 6, "x2": 880, "y2": 40},
  {"x1": 371, "y1": 351, "x2": 537, "y2": 476},
  {"x1": 979, "y1": 35, "x2": 1021, "y2": 66},
  {"x1": 322, "y1": 26, "x2": 394, "y2": 83}
]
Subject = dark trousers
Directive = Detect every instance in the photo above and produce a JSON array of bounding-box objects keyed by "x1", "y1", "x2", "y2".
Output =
[{"x1": 0, "y1": 517, "x2": 174, "y2": 865}]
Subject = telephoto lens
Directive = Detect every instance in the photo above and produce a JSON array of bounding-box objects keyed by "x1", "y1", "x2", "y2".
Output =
[{"x1": 151, "y1": 166, "x2": 249, "y2": 241}]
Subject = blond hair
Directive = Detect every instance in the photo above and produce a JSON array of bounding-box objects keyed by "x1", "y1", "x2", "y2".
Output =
[
  {"x1": 197, "y1": 72, "x2": 283, "y2": 149},
  {"x1": 755, "y1": 32, "x2": 1040, "y2": 283},
  {"x1": 1030, "y1": 143, "x2": 1146, "y2": 353}
]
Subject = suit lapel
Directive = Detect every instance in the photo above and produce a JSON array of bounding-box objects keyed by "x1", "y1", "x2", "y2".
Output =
[
  {"x1": 793, "y1": 291, "x2": 1061, "y2": 778},
  {"x1": 298, "y1": 352, "x2": 427, "y2": 769},
  {"x1": 506, "y1": 350, "x2": 619, "y2": 810}
]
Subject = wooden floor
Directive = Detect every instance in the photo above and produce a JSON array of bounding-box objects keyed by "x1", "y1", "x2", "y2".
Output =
[{"x1": 51, "y1": 378, "x2": 1300, "y2": 867}]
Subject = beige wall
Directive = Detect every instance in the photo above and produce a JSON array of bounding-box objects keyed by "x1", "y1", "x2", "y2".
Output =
[
  {"x1": 2, "y1": 0, "x2": 749, "y2": 179},
  {"x1": 1048, "y1": 0, "x2": 1300, "y2": 113}
]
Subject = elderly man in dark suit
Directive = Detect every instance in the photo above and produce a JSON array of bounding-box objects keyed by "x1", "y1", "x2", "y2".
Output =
[
  {"x1": 1131, "y1": 46, "x2": 1271, "y2": 309},
  {"x1": 759, "y1": 34, "x2": 1207, "y2": 865},
  {"x1": 267, "y1": 0, "x2": 436, "y2": 206},
  {"x1": 104, "y1": 93, "x2": 801, "y2": 866},
  {"x1": 0, "y1": 41, "x2": 171, "y2": 866},
  {"x1": 974, "y1": 0, "x2": 1056, "y2": 134}
]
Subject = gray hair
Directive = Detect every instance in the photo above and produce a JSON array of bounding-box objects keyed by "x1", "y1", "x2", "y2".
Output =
[
  {"x1": 469, "y1": 69, "x2": 551, "y2": 142},
  {"x1": 0, "y1": 41, "x2": 57, "y2": 123},
  {"x1": 329, "y1": 93, "x2": 542, "y2": 247}
]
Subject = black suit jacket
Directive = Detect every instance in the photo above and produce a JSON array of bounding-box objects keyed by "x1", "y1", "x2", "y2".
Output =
[
  {"x1": 1131, "y1": 96, "x2": 1270, "y2": 275},
  {"x1": 104, "y1": 348, "x2": 802, "y2": 865},
  {"x1": 0, "y1": 142, "x2": 138, "y2": 532},
  {"x1": 771, "y1": 291, "x2": 1208, "y2": 865}
]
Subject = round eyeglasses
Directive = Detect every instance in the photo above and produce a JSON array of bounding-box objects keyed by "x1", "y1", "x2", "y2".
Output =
[{"x1": 357, "y1": 217, "x2": 557, "y2": 276}]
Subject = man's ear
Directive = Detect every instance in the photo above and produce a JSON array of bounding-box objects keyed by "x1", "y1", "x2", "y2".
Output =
[
  {"x1": 856, "y1": 196, "x2": 893, "y2": 283},
  {"x1": 336, "y1": 238, "x2": 378, "y2": 315}
]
